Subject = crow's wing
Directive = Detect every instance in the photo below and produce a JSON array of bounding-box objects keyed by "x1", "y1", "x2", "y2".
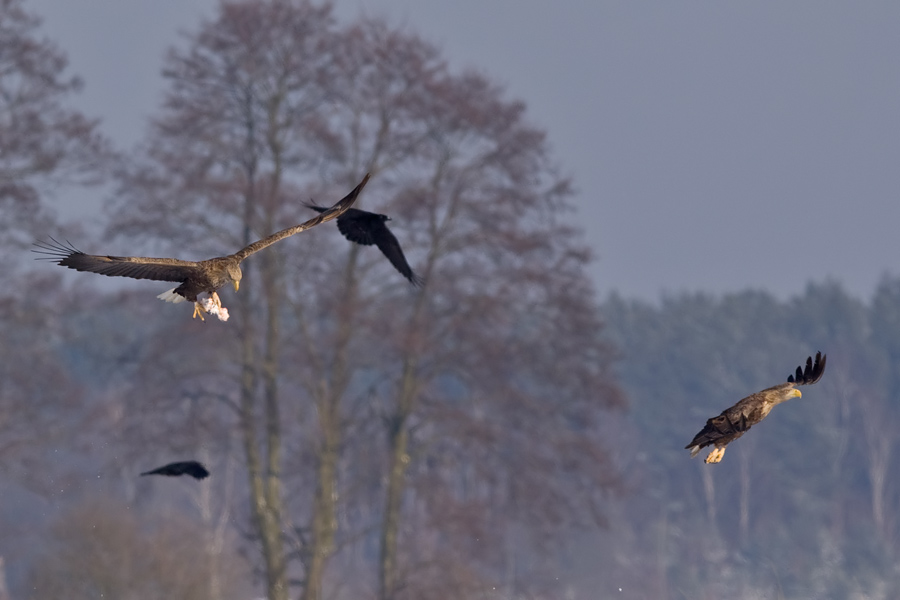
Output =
[{"x1": 370, "y1": 222, "x2": 422, "y2": 286}]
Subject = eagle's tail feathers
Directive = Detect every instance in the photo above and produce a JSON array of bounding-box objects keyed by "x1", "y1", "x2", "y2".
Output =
[{"x1": 157, "y1": 287, "x2": 186, "y2": 303}]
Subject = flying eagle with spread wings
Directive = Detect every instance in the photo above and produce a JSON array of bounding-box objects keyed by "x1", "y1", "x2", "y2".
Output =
[
  {"x1": 686, "y1": 352, "x2": 827, "y2": 464},
  {"x1": 35, "y1": 174, "x2": 370, "y2": 320},
  {"x1": 305, "y1": 203, "x2": 422, "y2": 286}
]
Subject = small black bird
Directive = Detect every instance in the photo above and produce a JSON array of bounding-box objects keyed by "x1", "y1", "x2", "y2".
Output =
[
  {"x1": 306, "y1": 203, "x2": 422, "y2": 286},
  {"x1": 140, "y1": 461, "x2": 210, "y2": 480}
]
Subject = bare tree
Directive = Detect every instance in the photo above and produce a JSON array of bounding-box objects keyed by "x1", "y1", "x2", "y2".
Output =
[
  {"x1": 109, "y1": 4, "x2": 624, "y2": 600},
  {"x1": 0, "y1": 557, "x2": 9, "y2": 600},
  {"x1": 857, "y1": 387, "x2": 896, "y2": 542},
  {"x1": 360, "y1": 69, "x2": 626, "y2": 598},
  {"x1": 0, "y1": 0, "x2": 109, "y2": 247},
  {"x1": 109, "y1": 3, "x2": 342, "y2": 599},
  {"x1": 0, "y1": 0, "x2": 109, "y2": 489},
  {"x1": 27, "y1": 497, "x2": 251, "y2": 600}
]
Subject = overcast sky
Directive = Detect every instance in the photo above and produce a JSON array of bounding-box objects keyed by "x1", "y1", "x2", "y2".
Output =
[{"x1": 27, "y1": 0, "x2": 900, "y2": 302}]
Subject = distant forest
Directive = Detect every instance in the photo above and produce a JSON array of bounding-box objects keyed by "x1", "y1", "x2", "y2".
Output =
[
  {"x1": 7, "y1": 273, "x2": 900, "y2": 599},
  {"x1": 595, "y1": 281, "x2": 900, "y2": 599}
]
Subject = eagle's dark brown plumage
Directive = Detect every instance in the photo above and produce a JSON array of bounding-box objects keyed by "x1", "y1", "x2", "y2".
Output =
[
  {"x1": 685, "y1": 352, "x2": 827, "y2": 464},
  {"x1": 35, "y1": 174, "x2": 370, "y2": 319},
  {"x1": 141, "y1": 460, "x2": 210, "y2": 480},
  {"x1": 305, "y1": 203, "x2": 422, "y2": 286}
]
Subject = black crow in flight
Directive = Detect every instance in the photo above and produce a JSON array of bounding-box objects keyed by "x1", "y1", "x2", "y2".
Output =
[
  {"x1": 141, "y1": 461, "x2": 210, "y2": 480},
  {"x1": 306, "y1": 203, "x2": 422, "y2": 286}
]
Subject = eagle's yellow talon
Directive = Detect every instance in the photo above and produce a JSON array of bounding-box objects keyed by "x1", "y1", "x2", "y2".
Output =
[
  {"x1": 705, "y1": 447, "x2": 725, "y2": 464},
  {"x1": 192, "y1": 301, "x2": 207, "y2": 321}
]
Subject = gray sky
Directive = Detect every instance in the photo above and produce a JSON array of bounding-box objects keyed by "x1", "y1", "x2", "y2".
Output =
[{"x1": 28, "y1": 0, "x2": 900, "y2": 302}]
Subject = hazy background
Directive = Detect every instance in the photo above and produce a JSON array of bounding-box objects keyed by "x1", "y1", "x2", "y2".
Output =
[
  {"x1": 27, "y1": 0, "x2": 900, "y2": 301},
  {"x1": 7, "y1": 2, "x2": 900, "y2": 598}
]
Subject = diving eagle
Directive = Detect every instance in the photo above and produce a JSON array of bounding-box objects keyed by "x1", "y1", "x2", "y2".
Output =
[
  {"x1": 35, "y1": 174, "x2": 370, "y2": 320},
  {"x1": 141, "y1": 460, "x2": 210, "y2": 480},
  {"x1": 305, "y1": 203, "x2": 422, "y2": 286},
  {"x1": 686, "y1": 352, "x2": 827, "y2": 464}
]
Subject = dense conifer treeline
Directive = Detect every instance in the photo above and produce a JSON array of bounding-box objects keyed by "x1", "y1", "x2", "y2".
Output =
[{"x1": 596, "y1": 282, "x2": 900, "y2": 599}]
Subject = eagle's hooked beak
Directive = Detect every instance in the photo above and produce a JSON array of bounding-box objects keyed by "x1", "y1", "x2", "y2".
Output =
[
  {"x1": 233, "y1": 280, "x2": 240, "y2": 292},
  {"x1": 792, "y1": 389, "x2": 802, "y2": 398}
]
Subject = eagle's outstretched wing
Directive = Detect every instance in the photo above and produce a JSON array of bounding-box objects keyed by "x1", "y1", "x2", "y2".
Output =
[
  {"x1": 141, "y1": 460, "x2": 210, "y2": 480},
  {"x1": 36, "y1": 174, "x2": 370, "y2": 318},
  {"x1": 34, "y1": 238, "x2": 201, "y2": 283},
  {"x1": 232, "y1": 173, "x2": 369, "y2": 262},
  {"x1": 686, "y1": 352, "x2": 827, "y2": 464},
  {"x1": 787, "y1": 352, "x2": 827, "y2": 385}
]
